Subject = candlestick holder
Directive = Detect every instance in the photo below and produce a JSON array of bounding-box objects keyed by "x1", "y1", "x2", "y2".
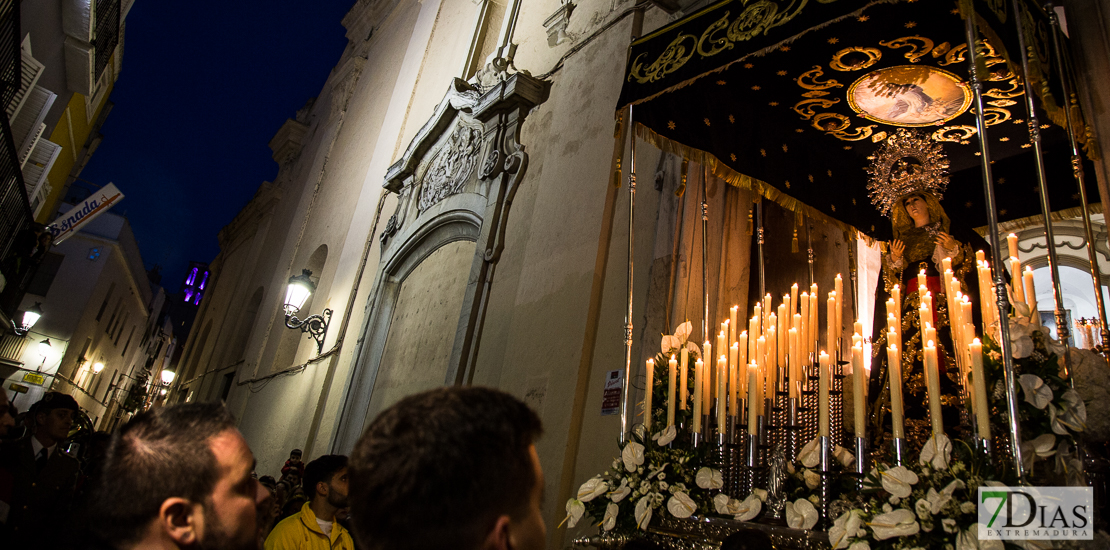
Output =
[
  {"x1": 891, "y1": 437, "x2": 907, "y2": 467},
  {"x1": 973, "y1": 435, "x2": 992, "y2": 458},
  {"x1": 692, "y1": 430, "x2": 702, "y2": 448},
  {"x1": 818, "y1": 435, "x2": 833, "y2": 529},
  {"x1": 787, "y1": 397, "x2": 800, "y2": 463},
  {"x1": 728, "y1": 414, "x2": 738, "y2": 445},
  {"x1": 742, "y1": 431, "x2": 757, "y2": 497},
  {"x1": 852, "y1": 436, "x2": 869, "y2": 492}
]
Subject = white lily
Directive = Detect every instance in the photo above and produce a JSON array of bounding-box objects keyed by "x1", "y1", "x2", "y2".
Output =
[
  {"x1": 734, "y1": 493, "x2": 762, "y2": 521},
  {"x1": 1019, "y1": 374, "x2": 1053, "y2": 410},
  {"x1": 652, "y1": 425, "x2": 677, "y2": 446},
  {"x1": 786, "y1": 498, "x2": 819, "y2": 530},
  {"x1": 610, "y1": 479, "x2": 631, "y2": 502},
  {"x1": 834, "y1": 445, "x2": 855, "y2": 468},
  {"x1": 829, "y1": 510, "x2": 863, "y2": 550},
  {"x1": 563, "y1": 499, "x2": 585, "y2": 528},
  {"x1": 919, "y1": 433, "x2": 952, "y2": 469},
  {"x1": 667, "y1": 492, "x2": 697, "y2": 518},
  {"x1": 577, "y1": 477, "x2": 608, "y2": 502},
  {"x1": 602, "y1": 502, "x2": 619, "y2": 531},
  {"x1": 879, "y1": 465, "x2": 919, "y2": 498},
  {"x1": 798, "y1": 437, "x2": 820, "y2": 468},
  {"x1": 868, "y1": 508, "x2": 920, "y2": 540},
  {"x1": 622, "y1": 441, "x2": 645, "y2": 472},
  {"x1": 634, "y1": 495, "x2": 653, "y2": 530},
  {"x1": 695, "y1": 467, "x2": 724, "y2": 489},
  {"x1": 1020, "y1": 433, "x2": 1057, "y2": 472}
]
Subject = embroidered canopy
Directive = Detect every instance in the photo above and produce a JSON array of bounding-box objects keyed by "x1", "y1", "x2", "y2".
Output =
[{"x1": 616, "y1": 0, "x2": 1098, "y2": 239}]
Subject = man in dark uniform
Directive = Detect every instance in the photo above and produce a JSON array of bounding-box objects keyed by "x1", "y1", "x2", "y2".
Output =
[{"x1": 0, "y1": 391, "x2": 81, "y2": 546}]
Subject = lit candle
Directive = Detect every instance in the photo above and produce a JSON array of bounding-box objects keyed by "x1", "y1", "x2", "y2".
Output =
[
  {"x1": 1011, "y1": 257, "x2": 1025, "y2": 304},
  {"x1": 747, "y1": 361, "x2": 759, "y2": 434},
  {"x1": 969, "y1": 338, "x2": 990, "y2": 440},
  {"x1": 887, "y1": 336, "x2": 904, "y2": 439},
  {"x1": 645, "y1": 359, "x2": 655, "y2": 433},
  {"x1": 834, "y1": 274, "x2": 844, "y2": 347},
  {"x1": 680, "y1": 349, "x2": 689, "y2": 410},
  {"x1": 788, "y1": 327, "x2": 799, "y2": 398},
  {"x1": 818, "y1": 351, "x2": 830, "y2": 437},
  {"x1": 766, "y1": 325, "x2": 778, "y2": 397},
  {"x1": 668, "y1": 355, "x2": 677, "y2": 427},
  {"x1": 918, "y1": 270, "x2": 927, "y2": 298},
  {"x1": 776, "y1": 305, "x2": 787, "y2": 367},
  {"x1": 853, "y1": 319, "x2": 863, "y2": 339},
  {"x1": 924, "y1": 340, "x2": 943, "y2": 436},
  {"x1": 718, "y1": 355, "x2": 728, "y2": 429},
  {"x1": 730, "y1": 306, "x2": 739, "y2": 348},
  {"x1": 754, "y1": 305, "x2": 762, "y2": 334},
  {"x1": 891, "y1": 284, "x2": 901, "y2": 329},
  {"x1": 737, "y1": 332, "x2": 748, "y2": 398},
  {"x1": 1007, "y1": 232, "x2": 1019, "y2": 259},
  {"x1": 1024, "y1": 266, "x2": 1038, "y2": 325},
  {"x1": 791, "y1": 283, "x2": 799, "y2": 317},
  {"x1": 749, "y1": 317, "x2": 759, "y2": 359},
  {"x1": 942, "y1": 257, "x2": 952, "y2": 277},
  {"x1": 729, "y1": 343, "x2": 739, "y2": 413},
  {"x1": 852, "y1": 342, "x2": 866, "y2": 438},
  {"x1": 704, "y1": 340, "x2": 714, "y2": 402},
  {"x1": 757, "y1": 336, "x2": 767, "y2": 403},
  {"x1": 693, "y1": 359, "x2": 703, "y2": 433},
  {"x1": 717, "y1": 330, "x2": 727, "y2": 376},
  {"x1": 810, "y1": 283, "x2": 819, "y2": 349},
  {"x1": 764, "y1": 294, "x2": 772, "y2": 332},
  {"x1": 799, "y1": 293, "x2": 810, "y2": 360},
  {"x1": 827, "y1": 292, "x2": 837, "y2": 354}
]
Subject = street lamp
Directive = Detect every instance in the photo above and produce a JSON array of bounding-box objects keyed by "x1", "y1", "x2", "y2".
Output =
[
  {"x1": 38, "y1": 338, "x2": 51, "y2": 358},
  {"x1": 13, "y1": 302, "x2": 43, "y2": 335},
  {"x1": 160, "y1": 369, "x2": 175, "y2": 385},
  {"x1": 282, "y1": 269, "x2": 332, "y2": 354},
  {"x1": 92, "y1": 361, "x2": 105, "y2": 374}
]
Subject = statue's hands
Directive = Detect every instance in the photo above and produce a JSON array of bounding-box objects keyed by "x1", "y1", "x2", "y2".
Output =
[
  {"x1": 890, "y1": 239, "x2": 905, "y2": 263},
  {"x1": 935, "y1": 232, "x2": 958, "y2": 252}
]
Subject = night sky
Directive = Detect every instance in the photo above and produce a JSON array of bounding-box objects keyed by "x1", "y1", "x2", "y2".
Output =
[{"x1": 78, "y1": 1, "x2": 352, "y2": 289}]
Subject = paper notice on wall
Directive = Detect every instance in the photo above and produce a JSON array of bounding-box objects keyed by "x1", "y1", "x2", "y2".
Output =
[
  {"x1": 48, "y1": 183, "x2": 125, "y2": 245},
  {"x1": 601, "y1": 369, "x2": 624, "y2": 416}
]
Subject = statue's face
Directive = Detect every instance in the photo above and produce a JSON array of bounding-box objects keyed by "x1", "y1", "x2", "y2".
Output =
[{"x1": 903, "y1": 195, "x2": 930, "y2": 226}]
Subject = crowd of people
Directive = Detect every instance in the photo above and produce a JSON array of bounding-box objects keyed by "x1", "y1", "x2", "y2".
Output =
[{"x1": 0, "y1": 385, "x2": 774, "y2": 550}]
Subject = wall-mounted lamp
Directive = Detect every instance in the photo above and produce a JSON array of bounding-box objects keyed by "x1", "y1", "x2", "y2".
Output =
[
  {"x1": 13, "y1": 302, "x2": 43, "y2": 336},
  {"x1": 38, "y1": 338, "x2": 51, "y2": 358},
  {"x1": 92, "y1": 361, "x2": 105, "y2": 374},
  {"x1": 160, "y1": 369, "x2": 175, "y2": 386},
  {"x1": 282, "y1": 269, "x2": 332, "y2": 354}
]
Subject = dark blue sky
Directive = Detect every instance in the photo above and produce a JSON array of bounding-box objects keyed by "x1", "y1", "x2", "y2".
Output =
[{"x1": 80, "y1": 1, "x2": 352, "y2": 288}]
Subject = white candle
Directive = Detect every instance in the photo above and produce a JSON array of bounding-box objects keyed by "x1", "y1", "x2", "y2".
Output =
[
  {"x1": 1011, "y1": 257, "x2": 1025, "y2": 304},
  {"x1": 767, "y1": 325, "x2": 778, "y2": 396},
  {"x1": 834, "y1": 274, "x2": 844, "y2": 349},
  {"x1": 827, "y1": 293, "x2": 837, "y2": 356},
  {"x1": 818, "y1": 351, "x2": 830, "y2": 437},
  {"x1": 852, "y1": 342, "x2": 866, "y2": 438},
  {"x1": 791, "y1": 283, "x2": 799, "y2": 317},
  {"x1": 730, "y1": 306, "x2": 739, "y2": 348},
  {"x1": 749, "y1": 317, "x2": 759, "y2": 359},
  {"x1": 737, "y1": 332, "x2": 748, "y2": 398},
  {"x1": 668, "y1": 355, "x2": 677, "y2": 427},
  {"x1": 1007, "y1": 233, "x2": 1019, "y2": 259},
  {"x1": 776, "y1": 306, "x2": 786, "y2": 368},
  {"x1": 788, "y1": 327, "x2": 799, "y2": 398},
  {"x1": 645, "y1": 359, "x2": 655, "y2": 433},
  {"x1": 1024, "y1": 266, "x2": 1038, "y2": 325},
  {"x1": 924, "y1": 340, "x2": 943, "y2": 436},
  {"x1": 757, "y1": 336, "x2": 768, "y2": 403},
  {"x1": 747, "y1": 361, "x2": 759, "y2": 434},
  {"x1": 680, "y1": 349, "x2": 689, "y2": 410},
  {"x1": 799, "y1": 293, "x2": 810, "y2": 360},
  {"x1": 810, "y1": 283, "x2": 819, "y2": 349},
  {"x1": 729, "y1": 343, "x2": 739, "y2": 413},
  {"x1": 718, "y1": 355, "x2": 728, "y2": 430},
  {"x1": 693, "y1": 359, "x2": 703, "y2": 433},
  {"x1": 888, "y1": 337, "x2": 904, "y2": 439},
  {"x1": 970, "y1": 338, "x2": 990, "y2": 439}
]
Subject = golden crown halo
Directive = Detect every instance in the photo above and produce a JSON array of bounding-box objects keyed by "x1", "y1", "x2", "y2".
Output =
[{"x1": 866, "y1": 128, "x2": 950, "y2": 217}]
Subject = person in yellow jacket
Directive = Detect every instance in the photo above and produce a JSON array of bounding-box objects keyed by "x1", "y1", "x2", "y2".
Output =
[{"x1": 265, "y1": 454, "x2": 355, "y2": 550}]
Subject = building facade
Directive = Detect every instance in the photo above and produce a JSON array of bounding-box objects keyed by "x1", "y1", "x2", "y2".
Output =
[{"x1": 175, "y1": 1, "x2": 1110, "y2": 547}]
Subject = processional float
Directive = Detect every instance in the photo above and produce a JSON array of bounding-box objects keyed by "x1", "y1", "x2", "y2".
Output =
[{"x1": 572, "y1": 0, "x2": 1107, "y2": 548}]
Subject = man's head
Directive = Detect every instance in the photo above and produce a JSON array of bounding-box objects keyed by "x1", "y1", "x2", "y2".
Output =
[
  {"x1": 304, "y1": 454, "x2": 349, "y2": 511},
  {"x1": 350, "y1": 387, "x2": 544, "y2": 550},
  {"x1": 0, "y1": 389, "x2": 15, "y2": 437},
  {"x1": 32, "y1": 391, "x2": 78, "y2": 445},
  {"x1": 89, "y1": 402, "x2": 268, "y2": 550}
]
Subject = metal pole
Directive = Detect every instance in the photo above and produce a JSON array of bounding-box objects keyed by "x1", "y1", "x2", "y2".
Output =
[
  {"x1": 757, "y1": 199, "x2": 766, "y2": 298},
  {"x1": 1047, "y1": 4, "x2": 1110, "y2": 352},
  {"x1": 806, "y1": 218, "x2": 815, "y2": 286},
  {"x1": 1009, "y1": 0, "x2": 1071, "y2": 357},
  {"x1": 703, "y1": 167, "x2": 711, "y2": 344},
  {"x1": 620, "y1": 106, "x2": 637, "y2": 445},
  {"x1": 963, "y1": 9, "x2": 1026, "y2": 481}
]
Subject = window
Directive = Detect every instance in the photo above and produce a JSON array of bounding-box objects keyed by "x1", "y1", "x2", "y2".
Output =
[
  {"x1": 121, "y1": 326, "x2": 134, "y2": 355},
  {"x1": 95, "y1": 283, "x2": 116, "y2": 321},
  {"x1": 26, "y1": 252, "x2": 64, "y2": 297}
]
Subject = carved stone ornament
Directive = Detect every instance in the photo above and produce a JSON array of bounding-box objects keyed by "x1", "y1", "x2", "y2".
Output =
[{"x1": 417, "y1": 125, "x2": 484, "y2": 212}]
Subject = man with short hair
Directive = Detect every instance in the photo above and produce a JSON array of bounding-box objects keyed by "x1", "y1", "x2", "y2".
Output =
[
  {"x1": 0, "y1": 388, "x2": 15, "y2": 437},
  {"x1": 349, "y1": 387, "x2": 545, "y2": 550},
  {"x1": 87, "y1": 402, "x2": 269, "y2": 550},
  {"x1": 0, "y1": 391, "x2": 81, "y2": 546},
  {"x1": 265, "y1": 454, "x2": 353, "y2": 550}
]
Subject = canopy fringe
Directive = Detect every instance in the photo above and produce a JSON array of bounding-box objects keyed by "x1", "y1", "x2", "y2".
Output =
[{"x1": 974, "y1": 202, "x2": 1105, "y2": 235}]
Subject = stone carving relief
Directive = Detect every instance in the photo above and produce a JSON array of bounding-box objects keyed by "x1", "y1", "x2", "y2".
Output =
[{"x1": 417, "y1": 125, "x2": 484, "y2": 213}]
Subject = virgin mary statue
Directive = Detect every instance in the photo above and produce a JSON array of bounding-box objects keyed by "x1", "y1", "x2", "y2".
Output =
[{"x1": 864, "y1": 129, "x2": 994, "y2": 454}]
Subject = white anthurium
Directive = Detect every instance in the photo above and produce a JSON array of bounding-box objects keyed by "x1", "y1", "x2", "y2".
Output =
[
  {"x1": 868, "y1": 508, "x2": 920, "y2": 540},
  {"x1": 1010, "y1": 319, "x2": 1035, "y2": 358},
  {"x1": 919, "y1": 433, "x2": 952, "y2": 469},
  {"x1": 1016, "y1": 540, "x2": 1056, "y2": 550},
  {"x1": 1020, "y1": 433, "x2": 1057, "y2": 471},
  {"x1": 602, "y1": 502, "x2": 619, "y2": 531},
  {"x1": 943, "y1": 518, "x2": 959, "y2": 534},
  {"x1": 834, "y1": 445, "x2": 855, "y2": 468},
  {"x1": 634, "y1": 495, "x2": 653, "y2": 530},
  {"x1": 577, "y1": 477, "x2": 608, "y2": 502},
  {"x1": 610, "y1": 479, "x2": 631, "y2": 502},
  {"x1": 879, "y1": 465, "x2": 919, "y2": 498},
  {"x1": 1038, "y1": 325, "x2": 1068, "y2": 355},
  {"x1": 1056, "y1": 389, "x2": 1087, "y2": 432},
  {"x1": 564, "y1": 499, "x2": 585, "y2": 528},
  {"x1": 622, "y1": 441, "x2": 645, "y2": 472},
  {"x1": 713, "y1": 493, "x2": 732, "y2": 515},
  {"x1": 753, "y1": 488, "x2": 768, "y2": 502},
  {"x1": 804, "y1": 468, "x2": 821, "y2": 489},
  {"x1": 734, "y1": 494, "x2": 762, "y2": 522},
  {"x1": 661, "y1": 321, "x2": 693, "y2": 354},
  {"x1": 925, "y1": 479, "x2": 965, "y2": 515},
  {"x1": 667, "y1": 492, "x2": 697, "y2": 519},
  {"x1": 646, "y1": 464, "x2": 667, "y2": 480},
  {"x1": 798, "y1": 437, "x2": 820, "y2": 468},
  {"x1": 652, "y1": 425, "x2": 677, "y2": 446},
  {"x1": 957, "y1": 525, "x2": 1005, "y2": 550},
  {"x1": 786, "y1": 498, "x2": 819, "y2": 530},
  {"x1": 695, "y1": 467, "x2": 724, "y2": 489},
  {"x1": 1019, "y1": 374, "x2": 1053, "y2": 410},
  {"x1": 847, "y1": 542, "x2": 871, "y2": 550},
  {"x1": 829, "y1": 510, "x2": 863, "y2": 550}
]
